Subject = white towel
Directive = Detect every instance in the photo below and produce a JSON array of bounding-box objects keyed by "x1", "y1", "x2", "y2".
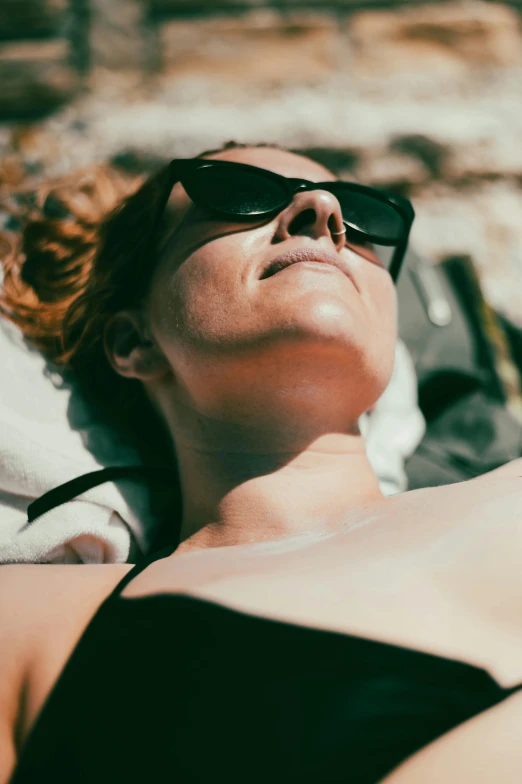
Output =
[
  {"x1": 360, "y1": 339, "x2": 427, "y2": 496},
  {"x1": 0, "y1": 316, "x2": 425, "y2": 564},
  {"x1": 0, "y1": 318, "x2": 165, "y2": 563}
]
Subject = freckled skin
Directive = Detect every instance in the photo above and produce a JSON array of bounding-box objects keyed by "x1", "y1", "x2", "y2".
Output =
[
  {"x1": 102, "y1": 148, "x2": 397, "y2": 550},
  {"x1": 146, "y1": 148, "x2": 396, "y2": 433},
  {"x1": 117, "y1": 146, "x2": 398, "y2": 551},
  {"x1": 2, "y1": 149, "x2": 522, "y2": 784}
]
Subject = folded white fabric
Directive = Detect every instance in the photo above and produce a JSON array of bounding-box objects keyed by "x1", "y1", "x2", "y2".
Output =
[
  {"x1": 0, "y1": 318, "x2": 165, "y2": 564},
  {"x1": 360, "y1": 339, "x2": 427, "y2": 496},
  {"x1": 0, "y1": 316, "x2": 425, "y2": 564}
]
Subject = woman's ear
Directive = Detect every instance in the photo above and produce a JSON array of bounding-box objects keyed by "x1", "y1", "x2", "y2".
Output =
[{"x1": 104, "y1": 310, "x2": 171, "y2": 381}]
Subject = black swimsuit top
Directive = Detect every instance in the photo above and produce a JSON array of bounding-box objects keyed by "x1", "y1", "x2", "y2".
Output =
[{"x1": 11, "y1": 544, "x2": 522, "y2": 784}]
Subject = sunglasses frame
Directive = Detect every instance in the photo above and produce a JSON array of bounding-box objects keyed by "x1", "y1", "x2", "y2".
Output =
[{"x1": 148, "y1": 157, "x2": 415, "y2": 283}]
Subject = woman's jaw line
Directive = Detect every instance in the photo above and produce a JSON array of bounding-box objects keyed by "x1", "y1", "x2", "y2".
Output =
[{"x1": 157, "y1": 372, "x2": 377, "y2": 456}]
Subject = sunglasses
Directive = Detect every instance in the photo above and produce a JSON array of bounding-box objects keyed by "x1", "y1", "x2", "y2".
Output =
[{"x1": 149, "y1": 158, "x2": 415, "y2": 283}]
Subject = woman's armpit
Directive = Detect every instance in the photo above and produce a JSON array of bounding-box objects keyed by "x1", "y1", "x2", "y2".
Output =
[{"x1": 379, "y1": 690, "x2": 522, "y2": 783}]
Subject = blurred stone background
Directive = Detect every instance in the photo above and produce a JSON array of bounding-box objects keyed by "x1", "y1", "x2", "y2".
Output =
[{"x1": 2, "y1": 0, "x2": 522, "y2": 326}]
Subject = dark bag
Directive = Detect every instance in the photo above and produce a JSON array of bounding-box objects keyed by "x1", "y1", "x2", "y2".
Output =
[{"x1": 397, "y1": 249, "x2": 522, "y2": 487}]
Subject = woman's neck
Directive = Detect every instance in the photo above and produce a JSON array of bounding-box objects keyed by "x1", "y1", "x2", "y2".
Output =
[{"x1": 172, "y1": 430, "x2": 384, "y2": 555}]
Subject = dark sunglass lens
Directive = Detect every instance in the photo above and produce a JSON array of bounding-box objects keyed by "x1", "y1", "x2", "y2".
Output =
[
  {"x1": 187, "y1": 166, "x2": 288, "y2": 216},
  {"x1": 333, "y1": 187, "x2": 404, "y2": 242}
]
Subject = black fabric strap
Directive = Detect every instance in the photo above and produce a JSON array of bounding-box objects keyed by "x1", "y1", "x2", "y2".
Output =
[
  {"x1": 26, "y1": 466, "x2": 177, "y2": 525},
  {"x1": 107, "y1": 543, "x2": 177, "y2": 599}
]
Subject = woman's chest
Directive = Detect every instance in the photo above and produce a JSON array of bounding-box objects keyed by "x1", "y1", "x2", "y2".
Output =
[
  {"x1": 125, "y1": 473, "x2": 522, "y2": 687},
  {"x1": 25, "y1": 470, "x2": 522, "y2": 747}
]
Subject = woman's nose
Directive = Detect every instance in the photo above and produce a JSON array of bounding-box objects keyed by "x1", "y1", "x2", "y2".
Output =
[{"x1": 274, "y1": 190, "x2": 346, "y2": 251}]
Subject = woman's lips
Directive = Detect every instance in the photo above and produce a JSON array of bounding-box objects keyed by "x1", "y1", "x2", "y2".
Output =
[
  {"x1": 269, "y1": 260, "x2": 343, "y2": 276},
  {"x1": 259, "y1": 248, "x2": 359, "y2": 291}
]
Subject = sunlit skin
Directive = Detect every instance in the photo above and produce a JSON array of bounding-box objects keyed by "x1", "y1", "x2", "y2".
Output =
[
  {"x1": 5, "y1": 149, "x2": 522, "y2": 784},
  {"x1": 106, "y1": 146, "x2": 398, "y2": 553}
]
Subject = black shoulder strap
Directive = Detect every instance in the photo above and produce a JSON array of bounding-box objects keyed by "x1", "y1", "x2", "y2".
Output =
[
  {"x1": 25, "y1": 465, "x2": 177, "y2": 526},
  {"x1": 106, "y1": 543, "x2": 177, "y2": 599}
]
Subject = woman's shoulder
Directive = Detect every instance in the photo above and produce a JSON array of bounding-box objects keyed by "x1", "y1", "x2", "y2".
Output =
[
  {"x1": 0, "y1": 560, "x2": 132, "y2": 590},
  {"x1": 0, "y1": 562, "x2": 132, "y2": 630},
  {"x1": 0, "y1": 562, "x2": 131, "y2": 765},
  {"x1": 0, "y1": 562, "x2": 132, "y2": 675}
]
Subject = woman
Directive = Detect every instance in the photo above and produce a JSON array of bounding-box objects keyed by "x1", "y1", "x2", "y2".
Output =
[{"x1": 1, "y1": 141, "x2": 522, "y2": 783}]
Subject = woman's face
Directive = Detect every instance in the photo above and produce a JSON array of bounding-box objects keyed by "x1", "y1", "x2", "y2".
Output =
[{"x1": 144, "y1": 146, "x2": 398, "y2": 425}]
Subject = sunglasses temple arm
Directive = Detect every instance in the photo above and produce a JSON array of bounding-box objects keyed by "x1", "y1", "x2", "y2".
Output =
[
  {"x1": 388, "y1": 233, "x2": 409, "y2": 283},
  {"x1": 388, "y1": 200, "x2": 415, "y2": 282},
  {"x1": 139, "y1": 163, "x2": 182, "y2": 268}
]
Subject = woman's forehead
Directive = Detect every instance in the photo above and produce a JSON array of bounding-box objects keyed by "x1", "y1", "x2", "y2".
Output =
[{"x1": 206, "y1": 146, "x2": 336, "y2": 181}]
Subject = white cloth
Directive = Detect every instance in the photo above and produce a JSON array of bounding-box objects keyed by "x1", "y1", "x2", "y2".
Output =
[
  {"x1": 0, "y1": 318, "x2": 164, "y2": 564},
  {"x1": 360, "y1": 339, "x2": 426, "y2": 496},
  {"x1": 0, "y1": 316, "x2": 425, "y2": 564}
]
